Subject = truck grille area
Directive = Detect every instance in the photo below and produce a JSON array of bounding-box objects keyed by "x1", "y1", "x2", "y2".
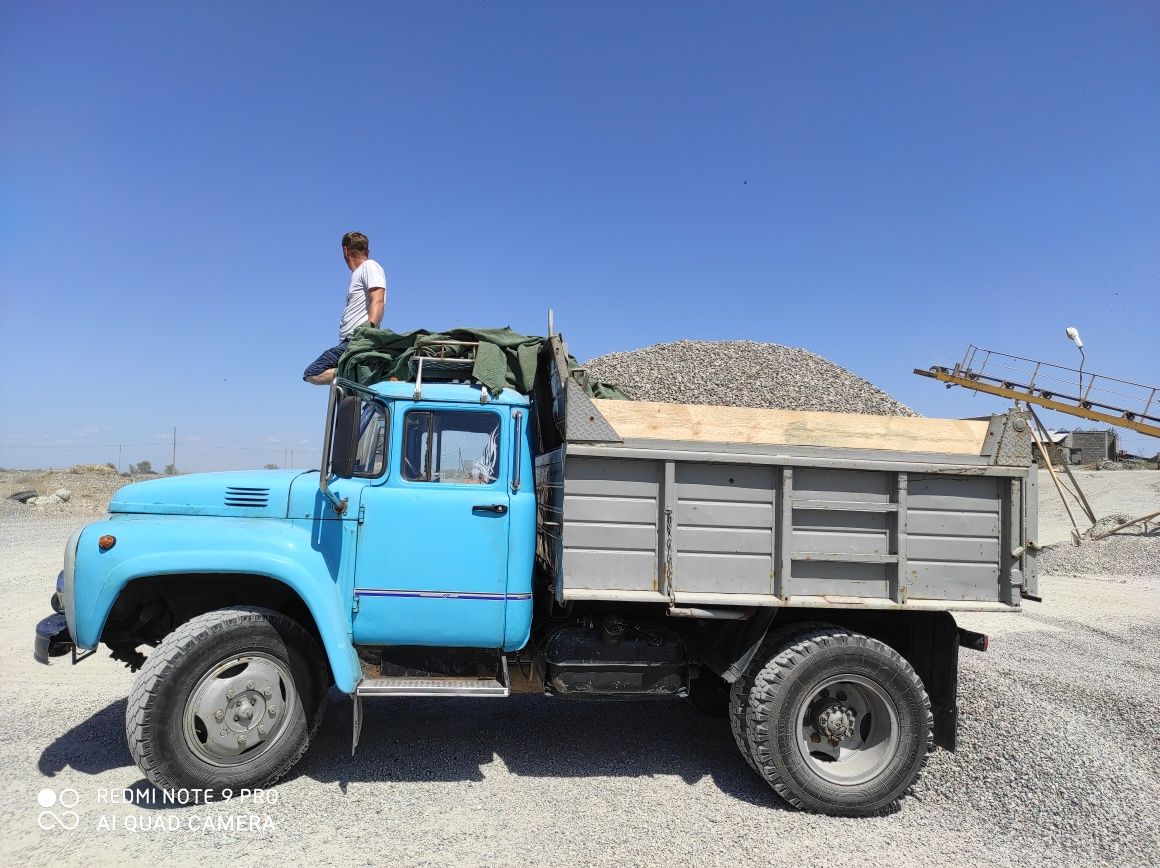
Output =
[{"x1": 224, "y1": 487, "x2": 270, "y2": 508}]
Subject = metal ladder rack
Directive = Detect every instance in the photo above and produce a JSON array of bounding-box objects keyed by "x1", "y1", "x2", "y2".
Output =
[{"x1": 409, "y1": 338, "x2": 488, "y2": 401}]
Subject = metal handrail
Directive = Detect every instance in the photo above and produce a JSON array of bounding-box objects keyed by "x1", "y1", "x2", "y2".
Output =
[
  {"x1": 956, "y1": 345, "x2": 1159, "y2": 423},
  {"x1": 961, "y1": 345, "x2": 1156, "y2": 391},
  {"x1": 318, "y1": 382, "x2": 348, "y2": 516},
  {"x1": 512, "y1": 411, "x2": 523, "y2": 493}
]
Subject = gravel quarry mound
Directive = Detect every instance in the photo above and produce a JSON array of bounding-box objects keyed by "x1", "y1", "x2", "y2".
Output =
[
  {"x1": 1039, "y1": 513, "x2": 1159, "y2": 577},
  {"x1": 1, "y1": 469, "x2": 136, "y2": 518},
  {"x1": 585, "y1": 339, "x2": 916, "y2": 416}
]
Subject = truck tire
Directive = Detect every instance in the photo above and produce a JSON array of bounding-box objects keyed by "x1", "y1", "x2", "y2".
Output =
[
  {"x1": 125, "y1": 606, "x2": 329, "y2": 795},
  {"x1": 745, "y1": 626, "x2": 932, "y2": 816},
  {"x1": 728, "y1": 621, "x2": 829, "y2": 773}
]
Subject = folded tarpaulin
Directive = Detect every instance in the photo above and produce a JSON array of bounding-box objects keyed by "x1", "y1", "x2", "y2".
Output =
[{"x1": 336, "y1": 324, "x2": 630, "y2": 399}]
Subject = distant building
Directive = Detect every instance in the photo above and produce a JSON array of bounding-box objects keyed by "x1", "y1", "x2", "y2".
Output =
[{"x1": 1049, "y1": 429, "x2": 1119, "y2": 465}]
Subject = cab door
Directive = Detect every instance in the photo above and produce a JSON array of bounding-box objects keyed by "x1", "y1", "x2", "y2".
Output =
[{"x1": 352, "y1": 405, "x2": 510, "y2": 647}]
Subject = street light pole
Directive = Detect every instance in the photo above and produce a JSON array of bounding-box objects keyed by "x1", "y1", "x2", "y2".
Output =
[{"x1": 1065, "y1": 327, "x2": 1085, "y2": 399}]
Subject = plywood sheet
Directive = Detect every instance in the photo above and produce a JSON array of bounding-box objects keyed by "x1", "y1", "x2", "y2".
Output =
[{"x1": 592, "y1": 400, "x2": 990, "y2": 456}]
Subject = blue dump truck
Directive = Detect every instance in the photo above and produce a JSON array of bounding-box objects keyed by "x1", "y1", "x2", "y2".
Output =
[{"x1": 34, "y1": 334, "x2": 1038, "y2": 816}]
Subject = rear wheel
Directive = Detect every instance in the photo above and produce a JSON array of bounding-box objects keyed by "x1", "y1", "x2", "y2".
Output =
[
  {"x1": 745, "y1": 626, "x2": 932, "y2": 816},
  {"x1": 125, "y1": 606, "x2": 329, "y2": 794}
]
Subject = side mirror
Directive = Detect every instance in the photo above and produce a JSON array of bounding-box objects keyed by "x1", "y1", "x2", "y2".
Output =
[{"x1": 330, "y1": 396, "x2": 361, "y2": 479}]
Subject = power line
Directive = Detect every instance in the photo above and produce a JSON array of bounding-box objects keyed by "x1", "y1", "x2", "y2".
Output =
[{"x1": 0, "y1": 437, "x2": 314, "y2": 451}]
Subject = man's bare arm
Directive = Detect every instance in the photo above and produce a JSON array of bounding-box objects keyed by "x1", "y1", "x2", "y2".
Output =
[{"x1": 367, "y1": 287, "x2": 385, "y2": 327}]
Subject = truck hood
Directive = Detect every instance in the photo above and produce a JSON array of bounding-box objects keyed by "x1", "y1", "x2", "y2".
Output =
[{"x1": 108, "y1": 470, "x2": 310, "y2": 518}]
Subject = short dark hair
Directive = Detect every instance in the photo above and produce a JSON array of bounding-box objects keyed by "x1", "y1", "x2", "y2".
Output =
[{"x1": 341, "y1": 231, "x2": 369, "y2": 255}]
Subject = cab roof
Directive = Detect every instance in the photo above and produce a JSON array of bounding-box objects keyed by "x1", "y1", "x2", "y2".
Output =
[{"x1": 364, "y1": 379, "x2": 530, "y2": 407}]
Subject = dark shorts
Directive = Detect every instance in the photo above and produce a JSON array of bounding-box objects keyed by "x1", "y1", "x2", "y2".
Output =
[{"x1": 303, "y1": 339, "x2": 349, "y2": 380}]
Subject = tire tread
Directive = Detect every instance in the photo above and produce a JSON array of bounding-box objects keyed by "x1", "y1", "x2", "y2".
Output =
[
  {"x1": 744, "y1": 626, "x2": 933, "y2": 816},
  {"x1": 124, "y1": 606, "x2": 323, "y2": 794}
]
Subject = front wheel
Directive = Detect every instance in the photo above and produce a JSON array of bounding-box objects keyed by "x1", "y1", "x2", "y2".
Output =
[
  {"x1": 125, "y1": 606, "x2": 329, "y2": 794},
  {"x1": 744, "y1": 626, "x2": 932, "y2": 816}
]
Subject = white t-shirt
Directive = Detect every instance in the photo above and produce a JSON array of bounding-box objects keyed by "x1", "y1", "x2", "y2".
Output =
[{"x1": 338, "y1": 259, "x2": 387, "y2": 340}]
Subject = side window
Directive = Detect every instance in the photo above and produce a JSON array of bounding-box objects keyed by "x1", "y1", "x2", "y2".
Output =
[
  {"x1": 402, "y1": 411, "x2": 500, "y2": 484},
  {"x1": 352, "y1": 402, "x2": 388, "y2": 478}
]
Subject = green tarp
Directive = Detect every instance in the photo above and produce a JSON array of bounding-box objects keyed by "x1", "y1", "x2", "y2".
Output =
[{"x1": 336, "y1": 324, "x2": 629, "y2": 400}]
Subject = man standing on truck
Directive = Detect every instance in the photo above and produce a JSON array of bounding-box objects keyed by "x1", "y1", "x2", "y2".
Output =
[{"x1": 303, "y1": 231, "x2": 387, "y2": 385}]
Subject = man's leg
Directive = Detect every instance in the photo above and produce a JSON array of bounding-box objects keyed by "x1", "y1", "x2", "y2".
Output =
[
  {"x1": 303, "y1": 341, "x2": 349, "y2": 385},
  {"x1": 305, "y1": 368, "x2": 337, "y2": 386}
]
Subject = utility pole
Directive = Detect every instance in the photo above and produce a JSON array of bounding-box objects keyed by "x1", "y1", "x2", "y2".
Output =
[
  {"x1": 118, "y1": 444, "x2": 122, "y2": 473},
  {"x1": 290, "y1": 449, "x2": 294, "y2": 468},
  {"x1": 172, "y1": 427, "x2": 177, "y2": 474}
]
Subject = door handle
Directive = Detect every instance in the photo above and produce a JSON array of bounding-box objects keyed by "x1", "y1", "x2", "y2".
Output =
[{"x1": 472, "y1": 503, "x2": 508, "y2": 515}]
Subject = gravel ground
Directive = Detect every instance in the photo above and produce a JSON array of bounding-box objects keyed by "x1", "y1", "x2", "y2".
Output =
[
  {"x1": 585, "y1": 340, "x2": 916, "y2": 416},
  {"x1": 3, "y1": 514, "x2": 1158, "y2": 867}
]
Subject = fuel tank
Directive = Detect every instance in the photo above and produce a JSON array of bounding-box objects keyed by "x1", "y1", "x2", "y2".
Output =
[{"x1": 544, "y1": 618, "x2": 688, "y2": 698}]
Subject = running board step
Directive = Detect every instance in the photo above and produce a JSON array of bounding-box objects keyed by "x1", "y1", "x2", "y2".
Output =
[
  {"x1": 356, "y1": 677, "x2": 510, "y2": 697},
  {"x1": 352, "y1": 657, "x2": 509, "y2": 754}
]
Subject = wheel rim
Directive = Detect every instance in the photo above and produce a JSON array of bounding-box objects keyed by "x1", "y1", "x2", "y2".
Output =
[
  {"x1": 793, "y1": 673, "x2": 900, "y2": 786},
  {"x1": 182, "y1": 653, "x2": 296, "y2": 767}
]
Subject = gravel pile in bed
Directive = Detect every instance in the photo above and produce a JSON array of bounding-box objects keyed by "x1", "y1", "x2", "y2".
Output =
[
  {"x1": 585, "y1": 340, "x2": 916, "y2": 415},
  {"x1": 1039, "y1": 513, "x2": 1160, "y2": 576}
]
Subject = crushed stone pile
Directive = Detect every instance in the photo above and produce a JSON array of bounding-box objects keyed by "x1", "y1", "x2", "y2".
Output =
[
  {"x1": 585, "y1": 340, "x2": 916, "y2": 416},
  {"x1": 1039, "y1": 513, "x2": 1159, "y2": 576}
]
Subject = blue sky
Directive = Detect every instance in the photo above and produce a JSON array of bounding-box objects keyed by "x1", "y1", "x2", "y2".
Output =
[{"x1": 1, "y1": 1, "x2": 1157, "y2": 470}]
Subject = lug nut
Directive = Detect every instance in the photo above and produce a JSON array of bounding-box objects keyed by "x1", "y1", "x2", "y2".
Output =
[
  {"x1": 215, "y1": 709, "x2": 224, "y2": 722},
  {"x1": 227, "y1": 688, "x2": 235, "y2": 699},
  {"x1": 238, "y1": 735, "x2": 246, "y2": 746},
  {"x1": 810, "y1": 732, "x2": 821, "y2": 743},
  {"x1": 219, "y1": 729, "x2": 227, "y2": 736},
  {"x1": 258, "y1": 725, "x2": 266, "y2": 735},
  {"x1": 269, "y1": 706, "x2": 277, "y2": 717},
  {"x1": 247, "y1": 681, "x2": 254, "y2": 690},
  {"x1": 264, "y1": 688, "x2": 272, "y2": 698}
]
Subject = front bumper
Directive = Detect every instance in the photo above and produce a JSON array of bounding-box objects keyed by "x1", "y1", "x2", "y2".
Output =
[{"x1": 34, "y1": 613, "x2": 74, "y2": 664}]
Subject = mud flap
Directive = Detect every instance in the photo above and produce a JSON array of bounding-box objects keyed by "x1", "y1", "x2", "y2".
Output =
[
  {"x1": 352, "y1": 694, "x2": 363, "y2": 756},
  {"x1": 906, "y1": 612, "x2": 960, "y2": 751}
]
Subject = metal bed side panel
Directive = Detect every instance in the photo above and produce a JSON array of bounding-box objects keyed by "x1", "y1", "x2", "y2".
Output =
[
  {"x1": 904, "y1": 474, "x2": 1003, "y2": 602},
  {"x1": 560, "y1": 454, "x2": 661, "y2": 593},
  {"x1": 556, "y1": 446, "x2": 1026, "y2": 608}
]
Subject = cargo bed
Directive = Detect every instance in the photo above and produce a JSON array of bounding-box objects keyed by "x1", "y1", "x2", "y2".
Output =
[{"x1": 532, "y1": 337, "x2": 1037, "y2": 613}]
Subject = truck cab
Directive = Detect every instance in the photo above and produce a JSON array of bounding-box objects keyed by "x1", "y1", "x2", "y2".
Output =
[{"x1": 315, "y1": 381, "x2": 536, "y2": 654}]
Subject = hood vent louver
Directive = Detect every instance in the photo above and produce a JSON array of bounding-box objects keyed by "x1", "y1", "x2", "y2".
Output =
[{"x1": 224, "y1": 486, "x2": 270, "y2": 508}]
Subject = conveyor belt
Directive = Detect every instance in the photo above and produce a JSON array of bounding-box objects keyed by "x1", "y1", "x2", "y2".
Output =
[{"x1": 915, "y1": 346, "x2": 1159, "y2": 439}]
